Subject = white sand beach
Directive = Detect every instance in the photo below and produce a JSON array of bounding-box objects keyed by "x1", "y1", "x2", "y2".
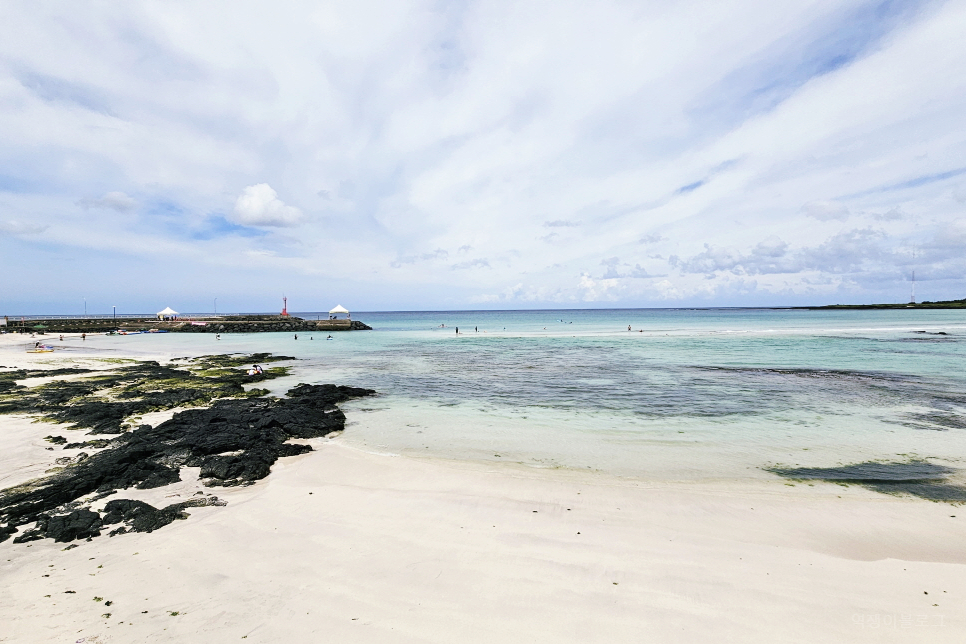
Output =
[{"x1": 1, "y1": 337, "x2": 964, "y2": 643}]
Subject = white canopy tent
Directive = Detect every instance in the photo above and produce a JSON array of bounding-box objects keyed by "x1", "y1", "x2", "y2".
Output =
[
  {"x1": 157, "y1": 306, "x2": 179, "y2": 319},
  {"x1": 328, "y1": 304, "x2": 350, "y2": 319}
]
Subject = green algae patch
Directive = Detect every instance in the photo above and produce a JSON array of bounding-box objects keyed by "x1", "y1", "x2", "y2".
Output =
[
  {"x1": 189, "y1": 352, "x2": 294, "y2": 369},
  {"x1": 0, "y1": 354, "x2": 295, "y2": 434},
  {"x1": 766, "y1": 460, "x2": 966, "y2": 503}
]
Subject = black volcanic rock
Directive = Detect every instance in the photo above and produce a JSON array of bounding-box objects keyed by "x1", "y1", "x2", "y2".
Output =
[
  {"x1": 44, "y1": 509, "x2": 103, "y2": 542},
  {"x1": 0, "y1": 357, "x2": 292, "y2": 434},
  {"x1": 0, "y1": 523, "x2": 17, "y2": 543},
  {"x1": 0, "y1": 383, "x2": 375, "y2": 542}
]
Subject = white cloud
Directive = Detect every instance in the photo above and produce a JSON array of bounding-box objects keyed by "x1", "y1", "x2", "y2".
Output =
[
  {"x1": 77, "y1": 192, "x2": 137, "y2": 212},
  {"x1": 231, "y1": 184, "x2": 304, "y2": 227},
  {"x1": 802, "y1": 200, "x2": 849, "y2": 221},
  {"x1": 0, "y1": 220, "x2": 48, "y2": 235},
  {"x1": 873, "y1": 207, "x2": 905, "y2": 221},
  {"x1": 451, "y1": 258, "x2": 490, "y2": 270},
  {"x1": 0, "y1": 1, "x2": 965, "y2": 309},
  {"x1": 544, "y1": 220, "x2": 581, "y2": 227}
]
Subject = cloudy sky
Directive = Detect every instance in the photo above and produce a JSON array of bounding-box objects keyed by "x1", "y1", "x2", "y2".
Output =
[{"x1": 1, "y1": 0, "x2": 965, "y2": 314}]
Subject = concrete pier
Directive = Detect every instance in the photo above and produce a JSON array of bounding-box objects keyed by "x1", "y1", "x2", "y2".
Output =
[{"x1": 2, "y1": 315, "x2": 372, "y2": 334}]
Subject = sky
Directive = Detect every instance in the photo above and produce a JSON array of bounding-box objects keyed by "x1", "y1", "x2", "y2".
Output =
[{"x1": 1, "y1": 0, "x2": 965, "y2": 314}]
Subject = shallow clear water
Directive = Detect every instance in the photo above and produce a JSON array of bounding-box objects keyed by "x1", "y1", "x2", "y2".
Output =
[{"x1": 73, "y1": 308, "x2": 966, "y2": 481}]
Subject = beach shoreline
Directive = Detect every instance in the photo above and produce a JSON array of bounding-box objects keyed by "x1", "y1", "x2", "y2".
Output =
[{"x1": 1, "y1": 337, "x2": 964, "y2": 642}]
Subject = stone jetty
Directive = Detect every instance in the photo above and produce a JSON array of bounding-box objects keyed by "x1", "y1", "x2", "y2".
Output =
[{"x1": 3, "y1": 315, "x2": 372, "y2": 334}]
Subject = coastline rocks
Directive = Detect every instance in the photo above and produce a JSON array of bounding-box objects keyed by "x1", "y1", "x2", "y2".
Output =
[
  {"x1": 45, "y1": 509, "x2": 103, "y2": 542},
  {"x1": 13, "y1": 508, "x2": 103, "y2": 543},
  {"x1": 102, "y1": 497, "x2": 225, "y2": 535},
  {"x1": 0, "y1": 357, "x2": 289, "y2": 434},
  {"x1": 0, "y1": 383, "x2": 375, "y2": 542},
  {"x1": 0, "y1": 523, "x2": 18, "y2": 543}
]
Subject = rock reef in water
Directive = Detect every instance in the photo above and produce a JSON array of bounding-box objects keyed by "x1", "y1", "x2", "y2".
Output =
[{"x1": 0, "y1": 354, "x2": 375, "y2": 543}]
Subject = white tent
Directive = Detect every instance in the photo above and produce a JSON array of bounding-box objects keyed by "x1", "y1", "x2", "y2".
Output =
[
  {"x1": 328, "y1": 304, "x2": 349, "y2": 319},
  {"x1": 157, "y1": 306, "x2": 179, "y2": 319}
]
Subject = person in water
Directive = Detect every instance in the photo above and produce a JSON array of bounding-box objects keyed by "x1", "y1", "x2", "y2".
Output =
[{"x1": 294, "y1": 334, "x2": 298, "y2": 340}]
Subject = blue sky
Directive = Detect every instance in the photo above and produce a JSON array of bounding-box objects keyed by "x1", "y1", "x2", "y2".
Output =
[{"x1": 1, "y1": 0, "x2": 965, "y2": 314}]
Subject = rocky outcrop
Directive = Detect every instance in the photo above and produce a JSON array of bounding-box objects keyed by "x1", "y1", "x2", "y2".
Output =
[
  {"x1": 0, "y1": 355, "x2": 292, "y2": 434},
  {"x1": 0, "y1": 383, "x2": 375, "y2": 543}
]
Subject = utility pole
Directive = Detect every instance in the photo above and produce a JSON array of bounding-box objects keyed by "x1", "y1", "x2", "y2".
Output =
[{"x1": 113, "y1": 305, "x2": 116, "y2": 322}]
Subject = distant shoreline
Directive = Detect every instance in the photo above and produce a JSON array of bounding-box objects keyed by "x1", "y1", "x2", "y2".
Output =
[
  {"x1": 3, "y1": 301, "x2": 965, "y2": 320},
  {"x1": 797, "y1": 297, "x2": 966, "y2": 310}
]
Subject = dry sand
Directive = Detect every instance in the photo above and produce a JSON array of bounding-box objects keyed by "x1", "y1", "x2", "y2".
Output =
[{"x1": 0, "y1": 338, "x2": 964, "y2": 643}]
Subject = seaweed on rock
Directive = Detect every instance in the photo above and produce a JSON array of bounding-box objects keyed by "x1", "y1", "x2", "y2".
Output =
[
  {"x1": 0, "y1": 355, "x2": 293, "y2": 434},
  {"x1": 0, "y1": 353, "x2": 374, "y2": 543}
]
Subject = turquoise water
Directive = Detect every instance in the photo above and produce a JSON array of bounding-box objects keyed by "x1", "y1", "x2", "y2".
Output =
[{"x1": 79, "y1": 308, "x2": 966, "y2": 481}]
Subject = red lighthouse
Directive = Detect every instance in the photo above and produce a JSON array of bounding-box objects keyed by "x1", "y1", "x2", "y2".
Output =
[{"x1": 281, "y1": 296, "x2": 289, "y2": 317}]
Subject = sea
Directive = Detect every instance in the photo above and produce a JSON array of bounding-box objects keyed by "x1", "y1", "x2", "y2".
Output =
[{"x1": 65, "y1": 308, "x2": 966, "y2": 483}]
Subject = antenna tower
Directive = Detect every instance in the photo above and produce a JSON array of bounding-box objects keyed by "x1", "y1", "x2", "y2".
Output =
[{"x1": 910, "y1": 248, "x2": 917, "y2": 304}]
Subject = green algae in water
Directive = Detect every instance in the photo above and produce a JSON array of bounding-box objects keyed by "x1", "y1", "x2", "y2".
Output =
[{"x1": 766, "y1": 460, "x2": 966, "y2": 502}]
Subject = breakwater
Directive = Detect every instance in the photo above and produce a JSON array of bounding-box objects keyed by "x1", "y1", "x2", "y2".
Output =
[{"x1": 2, "y1": 315, "x2": 372, "y2": 334}]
